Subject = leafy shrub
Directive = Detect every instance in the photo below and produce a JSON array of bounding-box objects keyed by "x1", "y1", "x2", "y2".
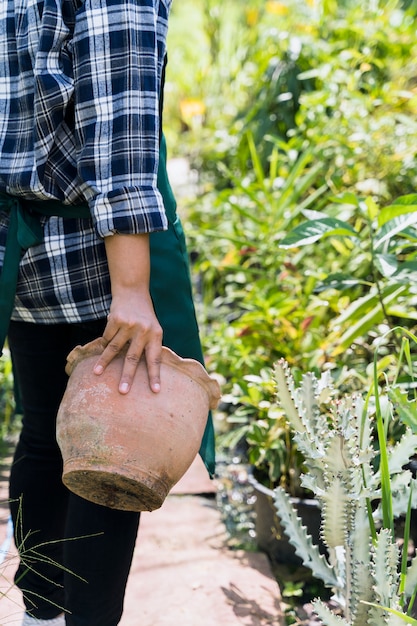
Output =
[{"x1": 166, "y1": 0, "x2": 417, "y2": 482}]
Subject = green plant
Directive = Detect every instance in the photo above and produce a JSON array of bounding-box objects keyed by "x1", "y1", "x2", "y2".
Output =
[
  {"x1": 218, "y1": 369, "x2": 306, "y2": 494},
  {"x1": 166, "y1": 0, "x2": 417, "y2": 503},
  {"x1": 189, "y1": 134, "x2": 331, "y2": 372},
  {"x1": 280, "y1": 193, "x2": 417, "y2": 357},
  {"x1": 183, "y1": 0, "x2": 417, "y2": 377},
  {"x1": 270, "y1": 333, "x2": 417, "y2": 625}
]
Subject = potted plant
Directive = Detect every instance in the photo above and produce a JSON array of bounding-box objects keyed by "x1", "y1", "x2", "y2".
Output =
[
  {"x1": 269, "y1": 335, "x2": 417, "y2": 625},
  {"x1": 217, "y1": 368, "x2": 325, "y2": 566}
]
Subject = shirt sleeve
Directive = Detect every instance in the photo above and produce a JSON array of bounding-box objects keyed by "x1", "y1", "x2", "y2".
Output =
[{"x1": 71, "y1": 0, "x2": 171, "y2": 237}]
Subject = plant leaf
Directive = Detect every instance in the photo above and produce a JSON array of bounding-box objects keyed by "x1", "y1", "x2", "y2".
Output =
[
  {"x1": 392, "y1": 262, "x2": 417, "y2": 284},
  {"x1": 311, "y1": 598, "x2": 350, "y2": 625},
  {"x1": 314, "y1": 273, "x2": 368, "y2": 293},
  {"x1": 348, "y1": 504, "x2": 375, "y2": 624},
  {"x1": 321, "y1": 478, "x2": 350, "y2": 550},
  {"x1": 386, "y1": 430, "x2": 417, "y2": 476},
  {"x1": 378, "y1": 195, "x2": 417, "y2": 227},
  {"x1": 332, "y1": 286, "x2": 407, "y2": 354},
  {"x1": 372, "y1": 529, "x2": 401, "y2": 608},
  {"x1": 374, "y1": 214, "x2": 417, "y2": 249},
  {"x1": 362, "y1": 602, "x2": 417, "y2": 625},
  {"x1": 374, "y1": 254, "x2": 399, "y2": 278},
  {"x1": 280, "y1": 218, "x2": 358, "y2": 248},
  {"x1": 273, "y1": 486, "x2": 338, "y2": 588},
  {"x1": 405, "y1": 554, "x2": 417, "y2": 600},
  {"x1": 331, "y1": 192, "x2": 361, "y2": 208},
  {"x1": 274, "y1": 360, "x2": 306, "y2": 434},
  {"x1": 389, "y1": 388, "x2": 417, "y2": 432}
]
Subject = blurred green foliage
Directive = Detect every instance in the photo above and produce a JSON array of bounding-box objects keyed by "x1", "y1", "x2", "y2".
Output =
[{"x1": 165, "y1": 0, "x2": 417, "y2": 485}]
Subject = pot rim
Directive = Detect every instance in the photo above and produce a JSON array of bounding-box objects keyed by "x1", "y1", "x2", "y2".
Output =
[{"x1": 65, "y1": 339, "x2": 221, "y2": 409}]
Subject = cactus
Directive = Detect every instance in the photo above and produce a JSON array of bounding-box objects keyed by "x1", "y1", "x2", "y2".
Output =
[{"x1": 272, "y1": 359, "x2": 417, "y2": 625}]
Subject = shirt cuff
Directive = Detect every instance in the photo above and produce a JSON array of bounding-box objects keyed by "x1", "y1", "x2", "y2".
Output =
[{"x1": 90, "y1": 186, "x2": 168, "y2": 237}]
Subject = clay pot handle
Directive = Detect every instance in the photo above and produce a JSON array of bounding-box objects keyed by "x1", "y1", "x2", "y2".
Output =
[
  {"x1": 161, "y1": 347, "x2": 221, "y2": 410},
  {"x1": 65, "y1": 337, "x2": 105, "y2": 375}
]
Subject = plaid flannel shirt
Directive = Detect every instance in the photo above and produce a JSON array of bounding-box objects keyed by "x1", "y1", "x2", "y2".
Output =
[{"x1": 0, "y1": 0, "x2": 171, "y2": 323}]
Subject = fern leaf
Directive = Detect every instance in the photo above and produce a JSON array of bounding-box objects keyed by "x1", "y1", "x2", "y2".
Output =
[
  {"x1": 273, "y1": 486, "x2": 339, "y2": 588},
  {"x1": 311, "y1": 599, "x2": 350, "y2": 625}
]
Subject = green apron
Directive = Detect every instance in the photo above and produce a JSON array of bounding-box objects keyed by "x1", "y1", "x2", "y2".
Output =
[
  {"x1": 151, "y1": 137, "x2": 215, "y2": 477},
  {"x1": 0, "y1": 135, "x2": 215, "y2": 477}
]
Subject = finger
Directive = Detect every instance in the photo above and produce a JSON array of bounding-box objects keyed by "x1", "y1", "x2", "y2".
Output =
[
  {"x1": 93, "y1": 336, "x2": 126, "y2": 375},
  {"x1": 92, "y1": 315, "x2": 121, "y2": 374},
  {"x1": 144, "y1": 343, "x2": 162, "y2": 394},
  {"x1": 118, "y1": 347, "x2": 144, "y2": 394}
]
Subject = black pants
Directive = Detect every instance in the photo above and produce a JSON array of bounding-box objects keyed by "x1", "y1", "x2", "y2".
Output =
[{"x1": 8, "y1": 319, "x2": 140, "y2": 625}]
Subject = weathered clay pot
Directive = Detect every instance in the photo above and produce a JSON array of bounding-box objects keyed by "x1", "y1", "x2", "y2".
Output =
[{"x1": 56, "y1": 340, "x2": 221, "y2": 512}]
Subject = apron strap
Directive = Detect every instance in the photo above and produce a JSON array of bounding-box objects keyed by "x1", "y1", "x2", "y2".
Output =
[{"x1": 0, "y1": 193, "x2": 90, "y2": 356}]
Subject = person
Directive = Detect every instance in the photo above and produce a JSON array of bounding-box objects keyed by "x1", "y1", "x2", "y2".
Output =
[{"x1": 0, "y1": 1, "x2": 215, "y2": 625}]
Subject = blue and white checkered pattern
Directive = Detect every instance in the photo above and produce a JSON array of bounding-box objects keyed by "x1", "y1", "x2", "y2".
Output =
[{"x1": 0, "y1": 0, "x2": 171, "y2": 323}]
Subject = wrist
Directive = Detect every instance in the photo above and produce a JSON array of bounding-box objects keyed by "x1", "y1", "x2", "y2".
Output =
[{"x1": 104, "y1": 233, "x2": 151, "y2": 293}]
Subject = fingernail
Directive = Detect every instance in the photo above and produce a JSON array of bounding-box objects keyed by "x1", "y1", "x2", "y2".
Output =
[
  {"x1": 94, "y1": 365, "x2": 103, "y2": 375},
  {"x1": 152, "y1": 383, "x2": 161, "y2": 393},
  {"x1": 119, "y1": 382, "x2": 129, "y2": 394}
]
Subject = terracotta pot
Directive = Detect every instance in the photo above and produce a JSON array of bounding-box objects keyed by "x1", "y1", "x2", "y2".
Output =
[{"x1": 56, "y1": 339, "x2": 221, "y2": 512}]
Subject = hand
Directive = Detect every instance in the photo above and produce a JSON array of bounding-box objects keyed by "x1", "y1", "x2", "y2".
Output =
[
  {"x1": 94, "y1": 232, "x2": 163, "y2": 394},
  {"x1": 93, "y1": 289, "x2": 163, "y2": 394}
]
